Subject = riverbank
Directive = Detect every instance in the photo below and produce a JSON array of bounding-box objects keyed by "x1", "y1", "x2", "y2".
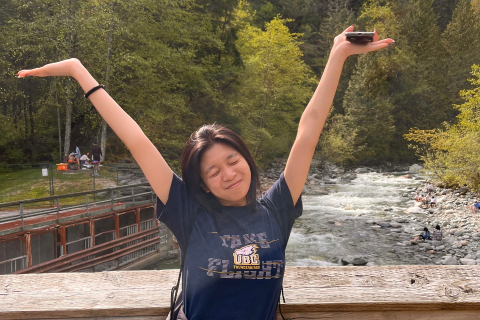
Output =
[{"x1": 263, "y1": 159, "x2": 480, "y2": 267}]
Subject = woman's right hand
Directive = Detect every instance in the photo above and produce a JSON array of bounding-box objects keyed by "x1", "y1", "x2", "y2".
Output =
[{"x1": 16, "y1": 58, "x2": 81, "y2": 78}]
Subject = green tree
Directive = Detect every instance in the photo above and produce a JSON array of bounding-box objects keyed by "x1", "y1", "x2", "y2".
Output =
[
  {"x1": 231, "y1": 13, "x2": 316, "y2": 164},
  {"x1": 405, "y1": 65, "x2": 480, "y2": 192},
  {"x1": 441, "y1": 0, "x2": 480, "y2": 111}
]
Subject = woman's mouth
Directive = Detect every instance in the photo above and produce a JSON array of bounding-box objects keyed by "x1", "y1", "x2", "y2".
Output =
[{"x1": 227, "y1": 180, "x2": 242, "y2": 189}]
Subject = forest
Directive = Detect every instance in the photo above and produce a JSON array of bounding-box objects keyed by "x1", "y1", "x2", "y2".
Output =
[{"x1": 0, "y1": 0, "x2": 479, "y2": 175}]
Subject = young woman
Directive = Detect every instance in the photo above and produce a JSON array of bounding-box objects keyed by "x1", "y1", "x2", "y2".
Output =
[{"x1": 17, "y1": 26, "x2": 393, "y2": 320}]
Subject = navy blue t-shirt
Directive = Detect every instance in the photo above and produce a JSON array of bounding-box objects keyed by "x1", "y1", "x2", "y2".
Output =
[{"x1": 156, "y1": 171, "x2": 302, "y2": 320}]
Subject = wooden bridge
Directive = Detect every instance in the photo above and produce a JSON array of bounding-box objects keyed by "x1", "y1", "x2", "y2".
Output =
[
  {"x1": 2, "y1": 265, "x2": 480, "y2": 319},
  {"x1": 0, "y1": 183, "x2": 174, "y2": 274}
]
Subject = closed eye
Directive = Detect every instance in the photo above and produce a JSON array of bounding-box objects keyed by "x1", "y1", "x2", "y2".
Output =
[
  {"x1": 211, "y1": 171, "x2": 220, "y2": 177},
  {"x1": 230, "y1": 160, "x2": 239, "y2": 165}
]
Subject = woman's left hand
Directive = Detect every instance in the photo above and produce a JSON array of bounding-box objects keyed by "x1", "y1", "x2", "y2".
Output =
[{"x1": 333, "y1": 25, "x2": 394, "y2": 59}]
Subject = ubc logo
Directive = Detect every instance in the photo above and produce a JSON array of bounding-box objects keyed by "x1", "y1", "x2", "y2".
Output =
[{"x1": 233, "y1": 244, "x2": 260, "y2": 269}]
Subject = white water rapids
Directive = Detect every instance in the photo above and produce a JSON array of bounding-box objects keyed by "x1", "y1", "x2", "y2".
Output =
[
  {"x1": 286, "y1": 171, "x2": 425, "y2": 266},
  {"x1": 143, "y1": 171, "x2": 427, "y2": 270}
]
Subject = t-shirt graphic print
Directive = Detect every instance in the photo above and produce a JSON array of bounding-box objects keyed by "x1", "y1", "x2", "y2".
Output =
[{"x1": 157, "y1": 171, "x2": 302, "y2": 320}]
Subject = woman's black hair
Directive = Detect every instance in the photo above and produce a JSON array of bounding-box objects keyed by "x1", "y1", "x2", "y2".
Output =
[
  {"x1": 181, "y1": 124, "x2": 260, "y2": 214},
  {"x1": 424, "y1": 227, "x2": 429, "y2": 231},
  {"x1": 435, "y1": 225, "x2": 440, "y2": 230}
]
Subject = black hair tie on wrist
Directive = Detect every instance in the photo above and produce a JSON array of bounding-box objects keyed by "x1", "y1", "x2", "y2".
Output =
[{"x1": 84, "y1": 84, "x2": 105, "y2": 99}]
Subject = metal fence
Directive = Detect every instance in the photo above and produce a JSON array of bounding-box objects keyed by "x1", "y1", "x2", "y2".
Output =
[
  {"x1": 0, "y1": 182, "x2": 155, "y2": 229},
  {"x1": 0, "y1": 163, "x2": 141, "y2": 204}
]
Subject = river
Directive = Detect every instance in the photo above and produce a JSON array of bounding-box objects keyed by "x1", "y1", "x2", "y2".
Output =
[{"x1": 142, "y1": 171, "x2": 427, "y2": 270}]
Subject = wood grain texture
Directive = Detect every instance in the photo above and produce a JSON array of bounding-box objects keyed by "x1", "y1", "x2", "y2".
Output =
[{"x1": 1, "y1": 266, "x2": 480, "y2": 319}]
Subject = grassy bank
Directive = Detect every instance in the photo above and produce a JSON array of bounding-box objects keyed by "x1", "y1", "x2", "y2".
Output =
[{"x1": 0, "y1": 167, "x2": 118, "y2": 205}]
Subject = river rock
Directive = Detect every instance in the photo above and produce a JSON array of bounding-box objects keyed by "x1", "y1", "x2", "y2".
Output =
[
  {"x1": 389, "y1": 222, "x2": 402, "y2": 228},
  {"x1": 405, "y1": 207, "x2": 425, "y2": 214},
  {"x1": 379, "y1": 222, "x2": 390, "y2": 228},
  {"x1": 396, "y1": 218, "x2": 408, "y2": 223},
  {"x1": 440, "y1": 255, "x2": 459, "y2": 265},
  {"x1": 461, "y1": 240, "x2": 469, "y2": 246},
  {"x1": 341, "y1": 256, "x2": 366, "y2": 266},
  {"x1": 431, "y1": 240, "x2": 442, "y2": 247},
  {"x1": 355, "y1": 168, "x2": 369, "y2": 173},
  {"x1": 402, "y1": 175, "x2": 414, "y2": 179},
  {"x1": 409, "y1": 164, "x2": 423, "y2": 174},
  {"x1": 454, "y1": 230, "x2": 465, "y2": 237},
  {"x1": 460, "y1": 258, "x2": 477, "y2": 265}
]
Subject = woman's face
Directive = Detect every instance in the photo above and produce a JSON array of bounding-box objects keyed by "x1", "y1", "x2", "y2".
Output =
[{"x1": 199, "y1": 143, "x2": 251, "y2": 207}]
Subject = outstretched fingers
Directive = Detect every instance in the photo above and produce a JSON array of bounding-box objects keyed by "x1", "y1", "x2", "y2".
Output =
[
  {"x1": 342, "y1": 25, "x2": 355, "y2": 34},
  {"x1": 16, "y1": 69, "x2": 34, "y2": 78}
]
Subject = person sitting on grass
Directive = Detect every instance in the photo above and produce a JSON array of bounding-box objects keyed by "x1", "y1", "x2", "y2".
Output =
[
  {"x1": 79, "y1": 152, "x2": 90, "y2": 167},
  {"x1": 411, "y1": 227, "x2": 432, "y2": 243}
]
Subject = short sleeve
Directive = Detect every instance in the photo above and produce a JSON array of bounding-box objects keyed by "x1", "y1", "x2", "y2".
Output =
[
  {"x1": 156, "y1": 173, "x2": 200, "y2": 249},
  {"x1": 260, "y1": 171, "x2": 303, "y2": 245}
]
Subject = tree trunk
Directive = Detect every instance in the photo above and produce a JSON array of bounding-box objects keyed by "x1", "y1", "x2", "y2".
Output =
[
  {"x1": 13, "y1": 102, "x2": 17, "y2": 129},
  {"x1": 22, "y1": 99, "x2": 28, "y2": 137},
  {"x1": 28, "y1": 99, "x2": 34, "y2": 139},
  {"x1": 63, "y1": 78, "x2": 72, "y2": 160},
  {"x1": 56, "y1": 92, "x2": 62, "y2": 162},
  {"x1": 100, "y1": 2, "x2": 115, "y2": 162}
]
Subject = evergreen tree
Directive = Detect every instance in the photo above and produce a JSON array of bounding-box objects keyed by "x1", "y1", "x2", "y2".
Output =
[{"x1": 441, "y1": 0, "x2": 480, "y2": 113}]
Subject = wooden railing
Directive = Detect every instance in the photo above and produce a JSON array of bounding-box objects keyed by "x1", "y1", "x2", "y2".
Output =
[{"x1": 1, "y1": 266, "x2": 480, "y2": 319}]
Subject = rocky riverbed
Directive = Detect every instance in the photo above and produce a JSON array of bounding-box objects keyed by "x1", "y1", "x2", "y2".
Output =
[{"x1": 263, "y1": 160, "x2": 480, "y2": 267}]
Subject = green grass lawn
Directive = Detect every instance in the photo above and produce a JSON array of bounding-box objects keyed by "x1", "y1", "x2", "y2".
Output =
[{"x1": 0, "y1": 167, "x2": 118, "y2": 206}]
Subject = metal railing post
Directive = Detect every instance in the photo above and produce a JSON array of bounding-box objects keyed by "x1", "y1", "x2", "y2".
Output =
[
  {"x1": 85, "y1": 194, "x2": 89, "y2": 216},
  {"x1": 111, "y1": 190, "x2": 114, "y2": 210},
  {"x1": 20, "y1": 203, "x2": 24, "y2": 231},
  {"x1": 56, "y1": 198, "x2": 60, "y2": 222}
]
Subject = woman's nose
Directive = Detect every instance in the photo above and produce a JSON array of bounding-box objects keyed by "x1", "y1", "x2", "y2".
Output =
[{"x1": 223, "y1": 167, "x2": 236, "y2": 181}]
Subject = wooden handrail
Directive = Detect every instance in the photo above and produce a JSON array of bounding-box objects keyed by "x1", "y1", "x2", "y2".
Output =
[{"x1": 2, "y1": 266, "x2": 480, "y2": 319}]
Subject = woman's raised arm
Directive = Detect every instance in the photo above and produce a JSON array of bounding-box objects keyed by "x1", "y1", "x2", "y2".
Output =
[
  {"x1": 284, "y1": 26, "x2": 394, "y2": 206},
  {"x1": 17, "y1": 58, "x2": 173, "y2": 204}
]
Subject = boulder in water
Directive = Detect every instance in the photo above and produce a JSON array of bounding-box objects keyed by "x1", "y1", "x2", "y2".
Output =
[
  {"x1": 405, "y1": 207, "x2": 425, "y2": 214},
  {"x1": 408, "y1": 164, "x2": 423, "y2": 174},
  {"x1": 389, "y1": 222, "x2": 402, "y2": 228},
  {"x1": 355, "y1": 168, "x2": 369, "y2": 173},
  {"x1": 341, "y1": 256, "x2": 368, "y2": 266}
]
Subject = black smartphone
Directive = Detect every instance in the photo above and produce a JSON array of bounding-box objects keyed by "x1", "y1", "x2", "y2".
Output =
[{"x1": 345, "y1": 32, "x2": 375, "y2": 43}]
